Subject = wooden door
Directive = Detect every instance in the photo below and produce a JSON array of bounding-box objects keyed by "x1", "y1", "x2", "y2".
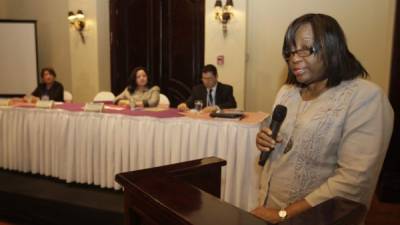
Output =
[{"x1": 110, "y1": 0, "x2": 204, "y2": 107}]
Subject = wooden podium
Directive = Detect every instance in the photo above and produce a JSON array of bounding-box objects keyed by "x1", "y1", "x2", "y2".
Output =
[{"x1": 115, "y1": 157, "x2": 366, "y2": 225}]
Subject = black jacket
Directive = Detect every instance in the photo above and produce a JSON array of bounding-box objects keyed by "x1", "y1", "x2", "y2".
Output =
[
  {"x1": 32, "y1": 81, "x2": 64, "y2": 102},
  {"x1": 186, "y1": 82, "x2": 237, "y2": 109}
]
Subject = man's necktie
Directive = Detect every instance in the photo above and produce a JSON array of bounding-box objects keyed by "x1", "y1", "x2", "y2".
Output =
[{"x1": 208, "y1": 89, "x2": 213, "y2": 106}]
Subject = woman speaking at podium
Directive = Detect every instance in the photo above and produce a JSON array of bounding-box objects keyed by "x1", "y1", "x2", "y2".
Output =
[{"x1": 252, "y1": 14, "x2": 393, "y2": 224}]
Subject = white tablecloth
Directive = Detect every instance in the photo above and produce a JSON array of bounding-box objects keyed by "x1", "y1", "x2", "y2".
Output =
[{"x1": 0, "y1": 106, "x2": 266, "y2": 210}]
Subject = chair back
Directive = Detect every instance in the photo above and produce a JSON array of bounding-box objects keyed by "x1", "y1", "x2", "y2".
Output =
[
  {"x1": 159, "y1": 93, "x2": 170, "y2": 107},
  {"x1": 93, "y1": 91, "x2": 116, "y2": 102},
  {"x1": 64, "y1": 90, "x2": 73, "y2": 102}
]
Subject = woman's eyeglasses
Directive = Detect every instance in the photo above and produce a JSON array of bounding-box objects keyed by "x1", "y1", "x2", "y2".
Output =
[{"x1": 283, "y1": 47, "x2": 317, "y2": 60}]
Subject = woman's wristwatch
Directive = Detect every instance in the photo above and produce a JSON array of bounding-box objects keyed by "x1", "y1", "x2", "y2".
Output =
[{"x1": 278, "y1": 209, "x2": 288, "y2": 220}]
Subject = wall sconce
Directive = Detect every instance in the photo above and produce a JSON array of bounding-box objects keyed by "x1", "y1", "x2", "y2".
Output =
[
  {"x1": 214, "y1": 0, "x2": 234, "y2": 36},
  {"x1": 68, "y1": 10, "x2": 86, "y2": 44}
]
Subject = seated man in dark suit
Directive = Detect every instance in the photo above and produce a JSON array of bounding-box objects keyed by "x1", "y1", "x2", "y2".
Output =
[{"x1": 177, "y1": 64, "x2": 237, "y2": 113}]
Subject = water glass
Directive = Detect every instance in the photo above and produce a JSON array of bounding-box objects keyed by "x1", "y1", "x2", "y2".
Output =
[
  {"x1": 41, "y1": 94, "x2": 49, "y2": 101},
  {"x1": 194, "y1": 100, "x2": 203, "y2": 112}
]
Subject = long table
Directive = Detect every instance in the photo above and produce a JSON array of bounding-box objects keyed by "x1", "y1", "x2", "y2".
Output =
[{"x1": 0, "y1": 103, "x2": 267, "y2": 211}]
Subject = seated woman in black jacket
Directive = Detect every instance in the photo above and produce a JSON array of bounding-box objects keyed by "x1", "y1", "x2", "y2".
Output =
[{"x1": 28, "y1": 67, "x2": 64, "y2": 102}]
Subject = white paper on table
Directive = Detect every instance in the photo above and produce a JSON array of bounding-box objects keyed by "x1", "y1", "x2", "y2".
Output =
[{"x1": 104, "y1": 105, "x2": 125, "y2": 111}]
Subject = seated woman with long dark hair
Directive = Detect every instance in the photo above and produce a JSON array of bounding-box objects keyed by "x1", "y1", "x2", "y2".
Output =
[{"x1": 115, "y1": 67, "x2": 160, "y2": 107}]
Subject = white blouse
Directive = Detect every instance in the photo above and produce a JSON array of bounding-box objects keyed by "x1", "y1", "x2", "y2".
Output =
[{"x1": 259, "y1": 78, "x2": 394, "y2": 210}]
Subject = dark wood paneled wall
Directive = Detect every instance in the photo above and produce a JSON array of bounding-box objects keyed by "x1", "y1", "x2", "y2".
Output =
[
  {"x1": 377, "y1": 0, "x2": 400, "y2": 202},
  {"x1": 110, "y1": 0, "x2": 204, "y2": 107}
]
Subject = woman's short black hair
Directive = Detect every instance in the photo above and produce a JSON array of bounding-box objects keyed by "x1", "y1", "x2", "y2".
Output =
[
  {"x1": 202, "y1": 64, "x2": 218, "y2": 77},
  {"x1": 283, "y1": 13, "x2": 368, "y2": 87},
  {"x1": 40, "y1": 67, "x2": 57, "y2": 78},
  {"x1": 127, "y1": 66, "x2": 152, "y2": 94}
]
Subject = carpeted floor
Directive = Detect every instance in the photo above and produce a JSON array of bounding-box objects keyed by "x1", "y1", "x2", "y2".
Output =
[{"x1": 0, "y1": 169, "x2": 123, "y2": 225}]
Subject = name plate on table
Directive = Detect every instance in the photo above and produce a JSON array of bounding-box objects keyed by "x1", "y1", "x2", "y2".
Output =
[
  {"x1": 84, "y1": 102, "x2": 104, "y2": 112},
  {"x1": 36, "y1": 100, "x2": 54, "y2": 109},
  {"x1": 0, "y1": 99, "x2": 11, "y2": 106}
]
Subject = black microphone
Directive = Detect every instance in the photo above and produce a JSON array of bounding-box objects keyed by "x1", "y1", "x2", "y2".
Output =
[{"x1": 258, "y1": 104, "x2": 287, "y2": 166}]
